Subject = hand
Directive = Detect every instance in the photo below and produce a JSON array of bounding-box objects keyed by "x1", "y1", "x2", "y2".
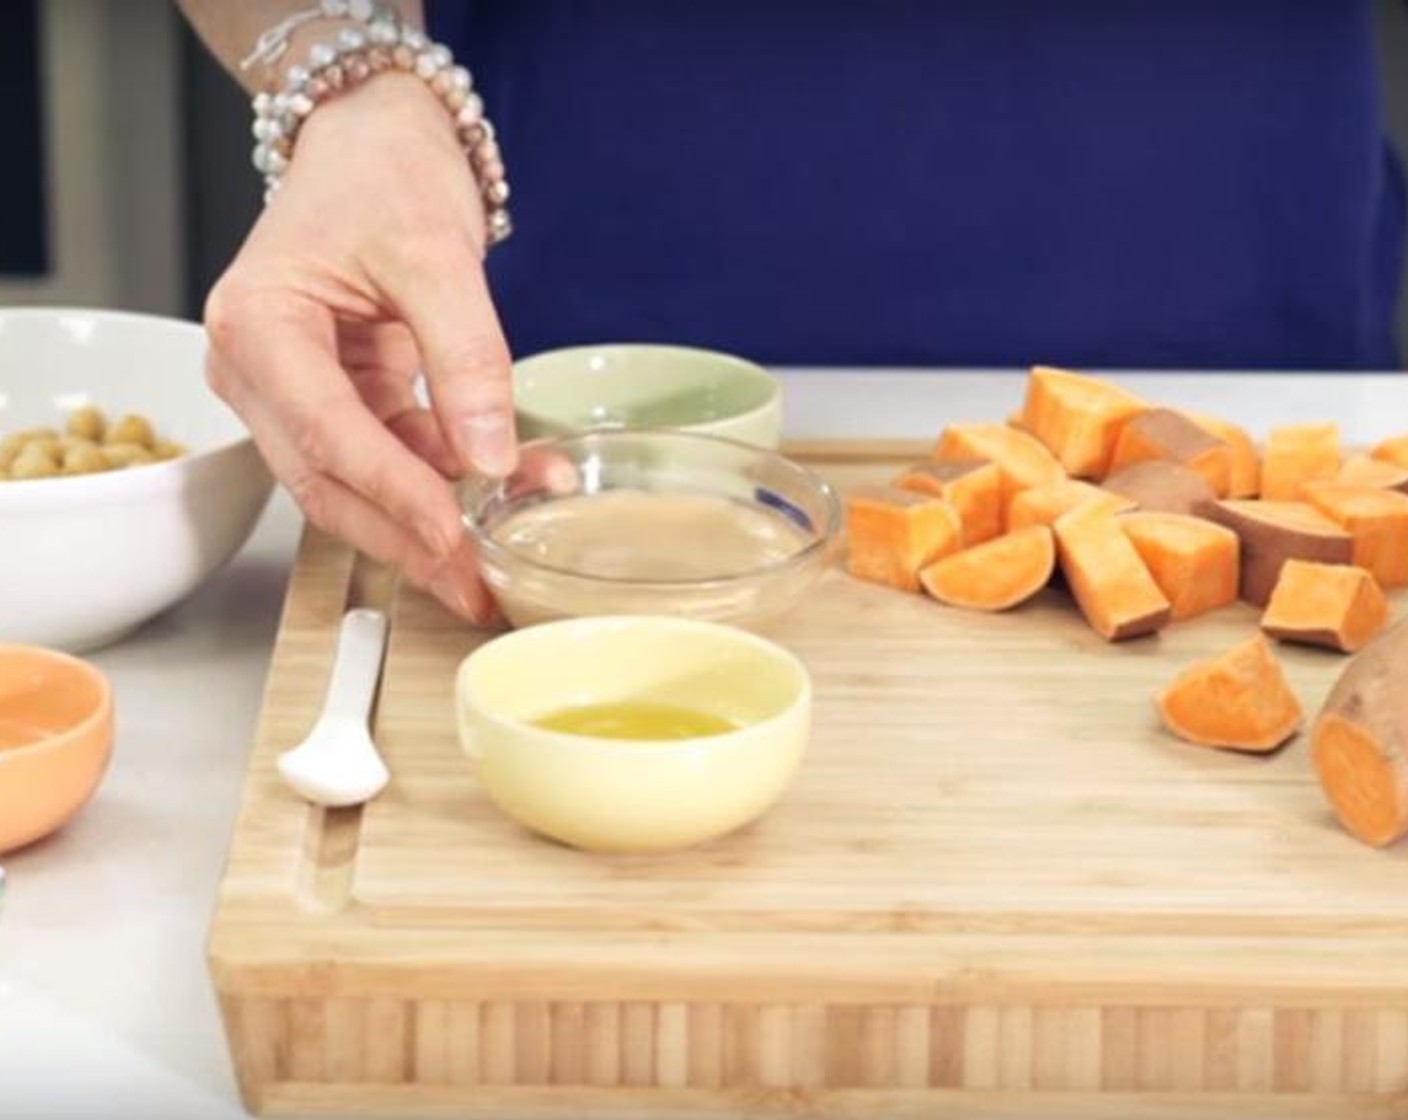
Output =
[{"x1": 203, "y1": 72, "x2": 515, "y2": 623}]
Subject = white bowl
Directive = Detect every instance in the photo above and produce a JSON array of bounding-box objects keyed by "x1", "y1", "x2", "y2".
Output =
[{"x1": 0, "y1": 308, "x2": 274, "y2": 651}]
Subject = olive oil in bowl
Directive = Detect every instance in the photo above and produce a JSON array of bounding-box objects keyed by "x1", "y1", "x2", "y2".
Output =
[{"x1": 532, "y1": 701, "x2": 738, "y2": 741}]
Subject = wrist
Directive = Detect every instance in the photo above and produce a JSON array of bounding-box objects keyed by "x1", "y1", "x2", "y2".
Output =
[{"x1": 246, "y1": 7, "x2": 511, "y2": 243}]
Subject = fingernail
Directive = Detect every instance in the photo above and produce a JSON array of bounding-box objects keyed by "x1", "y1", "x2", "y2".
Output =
[{"x1": 463, "y1": 413, "x2": 516, "y2": 477}]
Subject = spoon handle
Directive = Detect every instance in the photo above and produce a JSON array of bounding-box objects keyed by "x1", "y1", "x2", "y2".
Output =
[{"x1": 319, "y1": 609, "x2": 389, "y2": 725}]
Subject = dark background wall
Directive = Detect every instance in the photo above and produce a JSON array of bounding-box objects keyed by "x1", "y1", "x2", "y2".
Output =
[
  {"x1": 12, "y1": 1, "x2": 1408, "y2": 363},
  {"x1": 0, "y1": 1, "x2": 48, "y2": 276}
]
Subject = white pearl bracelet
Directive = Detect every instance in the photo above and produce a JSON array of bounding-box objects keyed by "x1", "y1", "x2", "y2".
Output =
[{"x1": 244, "y1": 0, "x2": 512, "y2": 247}]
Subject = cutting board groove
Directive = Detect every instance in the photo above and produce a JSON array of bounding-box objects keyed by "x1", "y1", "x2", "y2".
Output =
[{"x1": 211, "y1": 441, "x2": 1408, "y2": 1117}]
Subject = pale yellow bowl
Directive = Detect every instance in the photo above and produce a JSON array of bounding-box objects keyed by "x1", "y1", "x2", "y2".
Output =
[
  {"x1": 454, "y1": 616, "x2": 811, "y2": 854},
  {"x1": 513, "y1": 344, "x2": 783, "y2": 449}
]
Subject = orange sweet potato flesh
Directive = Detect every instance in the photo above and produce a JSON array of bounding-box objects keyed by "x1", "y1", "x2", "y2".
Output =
[
  {"x1": 1107, "y1": 409, "x2": 1232, "y2": 497},
  {"x1": 1184, "y1": 411, "x2": 1260, "y2": 498},
  {"x1": 919, "y1": 525, "x2": 1055, "y2": 611},
  {"x1": 1338, "y1": 455, "x2": 1408, "y2": 494},
  {"x1": 846, "y1": 486, "x2": 962, "y2": 593},
  {"x1": 1054, "y1": 509, "x2": 1171, "y2": 640},
  {"x1": 1301, "y1": 482, "x2": 1408, "y2": 590},
  {"x1": 933, "y1": 423, "x2": 1066, "y2": 500},
  {"x1": 1118, "y1": 512, "x2": 1240, "y2": 622},
  {"x1": 895, "y1": 460, "x2": 1004, "y2": 545},
  {"x1": 1312, "y1": 618, "x2": 1408, "y2": 847},
  {"x1": 1261, "y1": 559, "x2": 1388, "y2": 654},
  {"x1": 1102, "y1": 460, "x2": 1216, "y2": 517},
  {"x1": 1157, "y1": 635, "x2": 1303, "y2": 752},
  {"x1": 1196, "y1": 500, "x2": 1354, "y2": 608},
  {"x1": 1018, "y1": 366, "x2": 1146, "y2": 479},
  {"x1": 1260, "y1": 423, "x2": 1341, "y2": 501},
  {"x1": 1007, "y1": 479, "x2": 1135, "y2": 532},
  {"x1": 1371, "y1": 434, "x2": 1408, "y2": 470}
]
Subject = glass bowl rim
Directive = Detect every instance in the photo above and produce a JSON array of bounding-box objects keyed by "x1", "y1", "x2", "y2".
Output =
[{"x1": 461, "y1": 427, "x2": 842, "y2": 590}]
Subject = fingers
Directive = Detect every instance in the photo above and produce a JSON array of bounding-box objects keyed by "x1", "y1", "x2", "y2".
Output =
[
  {"x1": 229, "y1": 382, "x2": 494, "y2": 623},
  {"x1": 337, "y1": 321, "x2": 462, "y2": 478},
  {"x1": 384, "y1": 407, "x2": 461, "y2": 478},
  {"x1": 376, "y1": 243, "x2": 518, "y2": 479},
  {"x1": 207, "y1": 286, "x2": 465, "y2": 559}
]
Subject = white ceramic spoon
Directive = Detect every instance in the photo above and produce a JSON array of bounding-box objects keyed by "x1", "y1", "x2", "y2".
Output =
[{"x1": 277, "y1": 608, "x2": 390, "y2": 808}]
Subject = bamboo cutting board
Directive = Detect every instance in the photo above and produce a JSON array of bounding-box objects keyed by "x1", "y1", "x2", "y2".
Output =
[{"x1": 210, "y1": 441, "x2": 1408, "y2": 1119}]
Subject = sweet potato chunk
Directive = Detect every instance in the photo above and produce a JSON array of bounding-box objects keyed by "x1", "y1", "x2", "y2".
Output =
[
  {"x1": 933, "y1": 423, "x2": 1066, "y2": 500},
  {"x1": 1018, "y1": 365, "x2": 1146, "y2": 478},
  {"x1": 1197, "y1": 500, "x2": 1354, "y2": 608},
  {"x1": 1118, "y1": 512, "x2": 1240, "y2": 622},
  {"x1": 1102, "y1": 460, "x2": 1216, "y2": 518},
  {"x1": 894, "y1": 459, "x2": 1004, "y2": 545},
  {"x1": 919, "y1": 525, "x2": 1055, "y2": 611},
  {"x1": 1301, "y1": 482, "x2": 1408, "y2": 590},
  {"x1": 846, "y1": 486, "x2": 963, "y2": 593},
  {"x1": 1006, "y1": 479, "x2": 1135, "y2": 532},
  {"x1": 1370, "y1": 434, "x2": 1408, "y2": 470},
  {"x1": 1337, "y1": 455, "x2": 1408, "y2": 494},
  {"x1": 1261, "y1": 560, "x2": 1389, "y2": 654},
  {"x1": 1312, "y1": 619, "x2": 1408, "y2": 847},
  {"x1": 1108, "y1": 408, "x2": 1232, "y2": 497},
  {"x1": 1054, "y1": 509, "x2": 1171, "y2": 641},
  {"x1": 1157, "y1": 635, "x2": 1303, "y2": 752},
  {"x1": 1259, "y1": 423, "x2": 1341, "y2": 501},
  {"x1": 1184, "y1": 411, "x2": 1260, "y2": 498}
]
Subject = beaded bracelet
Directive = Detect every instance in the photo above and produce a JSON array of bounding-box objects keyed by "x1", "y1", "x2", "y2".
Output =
[{"x1": 242, "y1": 0, "x2": 512, "y2": 247}]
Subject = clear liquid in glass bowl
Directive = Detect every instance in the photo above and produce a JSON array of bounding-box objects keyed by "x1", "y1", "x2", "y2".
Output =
[{"x1": 461, "y1": 429, "x2": 840, "y2": 630}]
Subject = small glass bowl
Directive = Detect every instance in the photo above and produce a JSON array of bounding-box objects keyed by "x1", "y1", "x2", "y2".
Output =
[{"x1": 462, "y1": 429, "x2": 840, "y2": 630}]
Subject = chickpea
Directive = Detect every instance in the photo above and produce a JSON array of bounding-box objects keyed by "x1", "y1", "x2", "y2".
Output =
[
  {"x1": 66, "y1": 405, "x2": 107, "y2": 442},
  {"x1": 102, "y1": 442, "x2": 155, "y2": 469},
  {"x1": 105, "y1": 413, "x2": 155, "y2": 450},
  {"x1": 27, "y1": 436, "x2": 62, "y2": 462},
  {"x1": 5, "y1": 427, "x2": 59, "y2": 448},
  {"x1": 9, "y1": 444, "x2": 61, "y2": 480},
  {"x1": 62, "y1": 443, "x2": 110, "y2": 476},
  {"x1": 152, "y1": 438, "x2": 187, "y2": 461}
]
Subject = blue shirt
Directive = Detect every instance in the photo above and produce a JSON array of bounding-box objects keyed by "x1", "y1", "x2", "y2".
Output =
[{"x1": 430, "y1": 1, "x2": 1404, "y2": 370}]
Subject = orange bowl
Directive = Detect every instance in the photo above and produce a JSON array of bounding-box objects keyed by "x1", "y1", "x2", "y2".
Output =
[{"x1": 0, "y1": 645, "x2": 113, "y2": 853}]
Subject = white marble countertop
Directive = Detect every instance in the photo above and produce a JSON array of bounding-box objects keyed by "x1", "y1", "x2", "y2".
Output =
[{"x1": 1, "y1": 368, "x2": 1404, "y2": 1118}]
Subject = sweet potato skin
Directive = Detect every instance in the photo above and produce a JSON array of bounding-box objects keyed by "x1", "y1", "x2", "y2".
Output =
[
  {"x1": 1197, "y1": 499, "x2": 1355, "y2": 608},
  {"x1": 1102, "y1": 460, "x2": 1215, "y2": 517},
  {"x1": 1108, "y1": 408, "x2": 1232, "y2": 497},
  {"x1": 1312, "y1": 619, "x2": 1408, "y2": 847}
]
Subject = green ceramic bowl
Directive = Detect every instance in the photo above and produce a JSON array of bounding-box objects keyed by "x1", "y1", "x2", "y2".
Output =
[{"x1": 512, "y1": 344, "x2": 783, "y2": 449}]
